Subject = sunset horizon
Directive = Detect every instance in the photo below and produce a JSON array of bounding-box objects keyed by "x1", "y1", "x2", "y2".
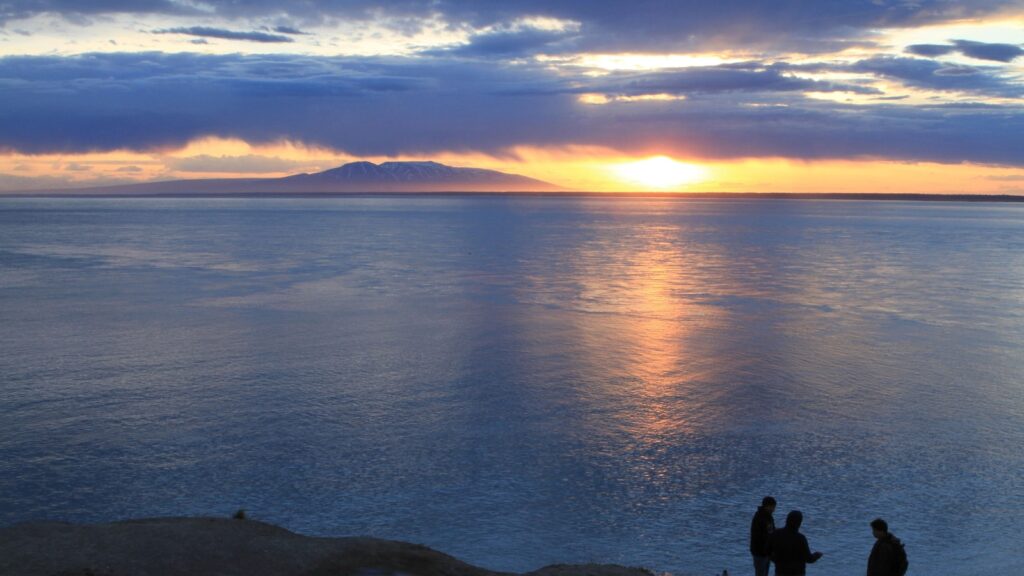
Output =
[
  {"x1": 8, "y1": 152, "x2": 1024, "y2": 197},
  {"x1": 3, "y1": 4, "x2": 1024, "y2": 576},
  {"x1": 1, "y1": 2, "x2": 1022, "y2": 194}
]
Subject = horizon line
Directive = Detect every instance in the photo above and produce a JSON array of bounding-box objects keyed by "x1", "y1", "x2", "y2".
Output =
[{"x1": 4, "y1": 191, "x2": 1024, "y2": 202}]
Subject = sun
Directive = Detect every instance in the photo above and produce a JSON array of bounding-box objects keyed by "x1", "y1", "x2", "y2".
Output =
[{"x1": 612, "y1": 156, "x2": 709, "y2": 190}]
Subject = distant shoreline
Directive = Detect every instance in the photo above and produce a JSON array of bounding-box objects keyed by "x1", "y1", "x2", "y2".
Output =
[{"x1": 3, "y1": 191, "x2": 1024, "y2": 202}]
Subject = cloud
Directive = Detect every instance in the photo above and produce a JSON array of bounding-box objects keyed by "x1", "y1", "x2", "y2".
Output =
[
  {"x1": 271, "y1": 25, "x2": 307, "y2": 35},
  {"x1": 850, "y1": 57, "x2": 1021, "y2": 96},
  {"x1": 0, "y1": 170, "x2": 138, "y2": 191},
  {"x1": 0, "y1": 0, "x2": 188, "y2": 24},
  {"x1": 952, "y1": 39, "x2": 1024, "y2": 62},
  {"x1": 587, "y1": 67, "x2": 881, "y2": 97},
  {"x1": 166, "y1": 154, "x2": 310, "y2": 173},
  {"x1": 153, "y1": 26, "x2": 295, "y2": 43},
  {"x1": 0, "y1": 52, "x2": 1022, "y2": 167},
  {"x1": 115, "y1": 165, "x2": 143, "y2": 172},
  {"x1": 2, "y1": 1, "x2": 1021, "y2": 53},
  {"x1": 427, "y1": 26, "x2": 578, "y2": 58},
  {"x1": 907, "y1": 39, "x2": 1024, "y2": 62},
  {"x1": 906, "y1": 44, "x2": 956, "y2": 57},
  {"x1": 0, "y1": 172, "x2": 78, "y2": 190},
  {"x1": 933, "y1": 65, "x2": 980, "y2": 76}
]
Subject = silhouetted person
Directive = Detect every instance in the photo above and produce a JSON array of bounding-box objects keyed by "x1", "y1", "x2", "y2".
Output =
[
  {"x1": 750, "y1": 496, "x2": 776, "y2": 576},
  {"x1": 770, "y1": 510, "x2": 823, "y2": 576},
  {"x1": 867, "y1": 518, "x2": 908, "y2": 576}
]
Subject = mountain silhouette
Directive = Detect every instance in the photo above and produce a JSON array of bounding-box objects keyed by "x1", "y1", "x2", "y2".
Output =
[{"x1": 33, "y1": 161, "x2": 562, "y2": 195}]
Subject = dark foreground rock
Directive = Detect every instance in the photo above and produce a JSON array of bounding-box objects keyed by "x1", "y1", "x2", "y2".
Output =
[{"x1": 0, "y1": 517, "x2": 654, "y2": 576}]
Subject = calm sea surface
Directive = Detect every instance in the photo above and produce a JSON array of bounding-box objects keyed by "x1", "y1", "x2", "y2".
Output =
[{"x1": 1, "y1": 197, "x2": 1022, "y2": 575}]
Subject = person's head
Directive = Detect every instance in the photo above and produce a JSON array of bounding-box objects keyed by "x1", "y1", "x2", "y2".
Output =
[
  {"x1": 785, "y1": 510, "x2": 803, "y2": 530},
  {"x1": 870, "y1": 518, "x2": 888, "y2": 539},
  {"x1": 761, "y1": 496, "x2": 777, "y2": 513}
]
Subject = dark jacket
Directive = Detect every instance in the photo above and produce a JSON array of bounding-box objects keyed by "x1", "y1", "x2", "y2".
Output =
[
  {"x1": 770, "y1": 512, "x2": 821, "y2": 575},
  {"x1": 867, "y1": 534, "x2": 903, "y2": 576},
  {"x1": 750, "y1": 506, "x2": 775, "y2": 556}
]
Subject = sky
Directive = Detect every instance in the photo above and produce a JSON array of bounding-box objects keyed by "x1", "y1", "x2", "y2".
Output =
[{"x1": 1, "y1": 1, "x2": 1023, "y2": 193}]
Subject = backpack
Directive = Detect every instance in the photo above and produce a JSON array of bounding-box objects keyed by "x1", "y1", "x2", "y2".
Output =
[{"x1": 890, "y1": 537, "x2": 909, "y2": 576}]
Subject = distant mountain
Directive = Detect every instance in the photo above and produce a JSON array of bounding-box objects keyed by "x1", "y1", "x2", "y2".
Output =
[
  {"x1": 284, "y1": 161, "x2": 553, "y2": 189},
  {"x1": 23, "y1": 161, "x2": 562, "y2": 195}
]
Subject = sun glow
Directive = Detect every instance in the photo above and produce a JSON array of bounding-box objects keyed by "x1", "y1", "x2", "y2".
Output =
[
  {"x1": 4, "y1": 137, "x2": 1024, "y2": 194},
  {"x1": 612, "y1": 156, "x2": 709, "y2": 190}
]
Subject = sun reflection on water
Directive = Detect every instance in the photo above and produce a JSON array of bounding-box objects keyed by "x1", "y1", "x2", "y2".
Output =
[{"x1": 520, "y1": 215, "x2": 735, "y2": 458}]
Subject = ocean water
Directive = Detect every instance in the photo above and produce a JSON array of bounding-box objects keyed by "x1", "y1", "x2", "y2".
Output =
[{"x1": 1, "y1": 196, "x2": 1022, "y2": 575}]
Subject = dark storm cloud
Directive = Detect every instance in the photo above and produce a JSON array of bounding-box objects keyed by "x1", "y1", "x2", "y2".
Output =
[
  {"x1": 1, "y1": 52, "x2": 1022, "y2": 166},
  {"x1": 907, "y1": 40, "x2": 1024, "y2": 62},
  {"x1": 153, "y1": 26, "x2": 295, "y2": 43}
]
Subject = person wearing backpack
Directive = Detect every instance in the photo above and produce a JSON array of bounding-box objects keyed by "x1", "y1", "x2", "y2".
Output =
[{"x1": 867, "y1": 518, "x2": 908, "y2": 576}]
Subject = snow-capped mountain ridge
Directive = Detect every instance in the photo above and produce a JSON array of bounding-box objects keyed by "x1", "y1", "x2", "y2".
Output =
[{"x1": 292, "y1": 161, "x2": 533, "y2": 184}]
